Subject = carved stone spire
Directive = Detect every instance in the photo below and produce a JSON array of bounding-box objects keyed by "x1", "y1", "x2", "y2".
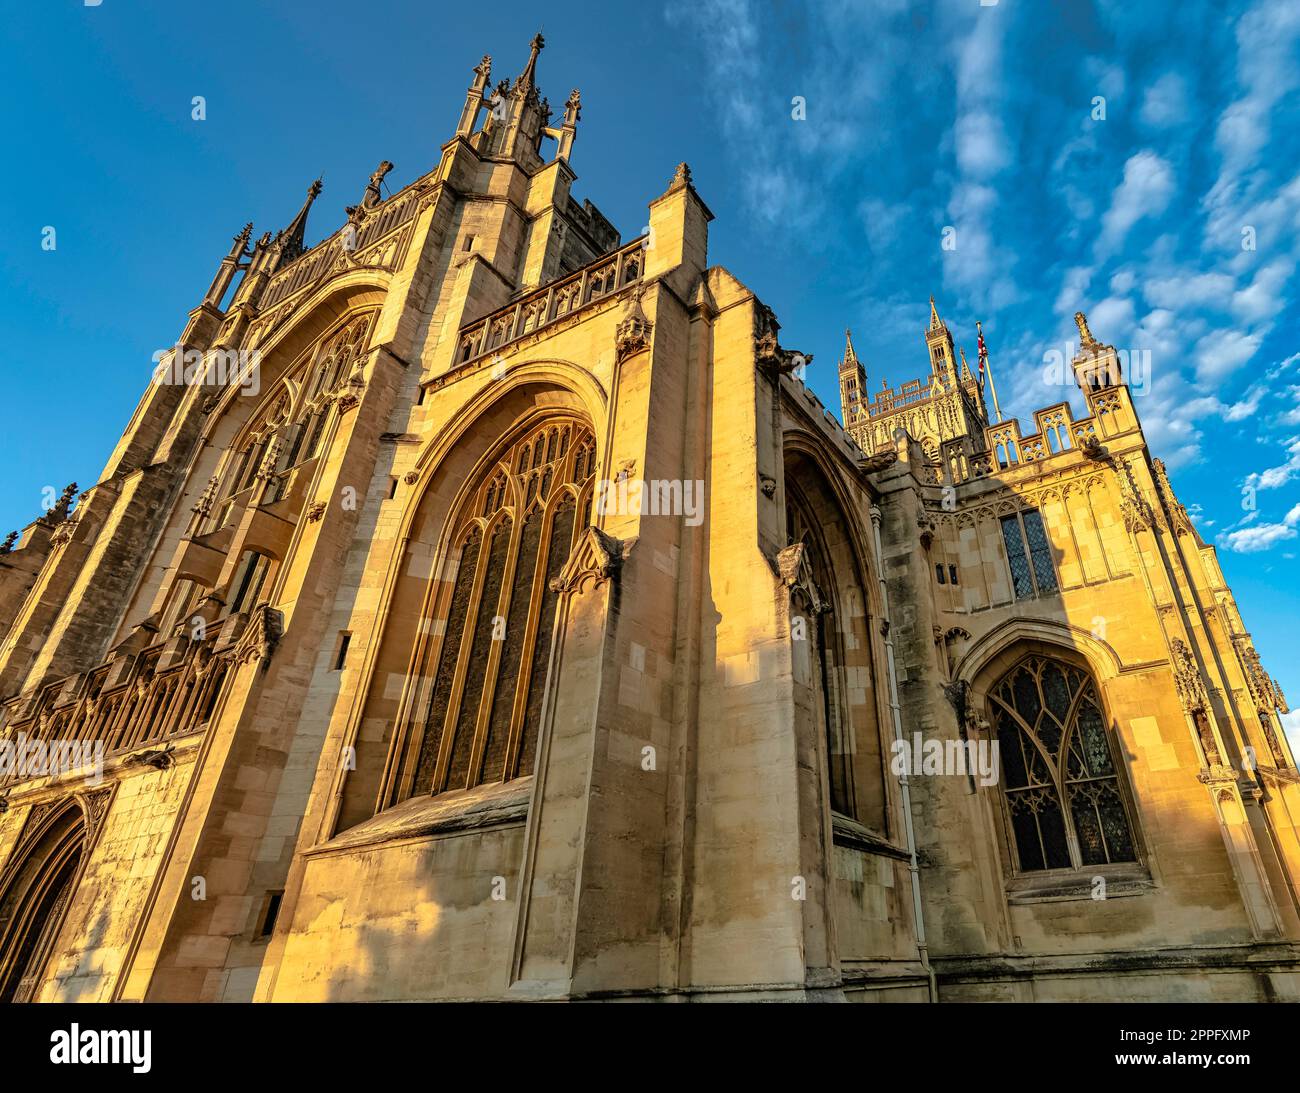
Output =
[
  {"x1": 278, "y1": 178, "x2": 323, "y2": 264},
  {"x1": 1074, "y1": 310, "x2": 1097, "y2": 348},
  {"x1": 516, "y1": 32, "x2": 545, "y2": 95},
  {"x1": 928, "y1": 296, "x2": 945, "y2": 332}
]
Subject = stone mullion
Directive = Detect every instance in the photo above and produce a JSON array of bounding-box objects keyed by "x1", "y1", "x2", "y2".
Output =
[
  {"x1": 382, "y1": 550, "x2": 459, "y2": 809},
  {"x1": 465, "y1": 510, "x2": 526, "y2": 787},
  {"x1": 379, "y1": 551, "x2": 454, "y2": 805},
  {"x1": 103, "y1": 683, "x2": 145, "y2": 755},
  {"x1": 161, "y1": 670, "x2": 201, "y2": 743},
  {"x1": 502, "y1": 486, "x2": 570, "y2": 781},
  {"x1": 152, "y1": 670, "x2": 192, "y2": 744},
  {"x1": 431, "y1": 524, "x2": 493, "y2": 793}
]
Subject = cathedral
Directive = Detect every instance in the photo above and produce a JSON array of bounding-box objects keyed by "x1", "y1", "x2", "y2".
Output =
[{"x1": 0, "y1": 37, "x2": 1297, "y2": 1003}]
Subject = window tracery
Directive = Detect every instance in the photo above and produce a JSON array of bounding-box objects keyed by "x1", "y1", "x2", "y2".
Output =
[
  {"x1": 402, "y1": 418, "x2": 595, "y2": 798},
  {"x1": 989, "y1": 655, "x2": 1136, "y2": 872}
]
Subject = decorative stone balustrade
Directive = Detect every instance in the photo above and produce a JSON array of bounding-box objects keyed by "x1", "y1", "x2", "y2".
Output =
[{"x1": 454, "y1": 235, "x2": 647, "y2": 366}]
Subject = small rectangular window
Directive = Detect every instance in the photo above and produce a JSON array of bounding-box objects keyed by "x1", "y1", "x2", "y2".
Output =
[
  {"x1": 935, "y1": 563, "x2": 946, "y2": 585},
  {"x1": 388, "y1": 476, "x2": 399, "y2": 499},
  {"x1": 259, "y1": 891, "x2": 284, "y2": 938},
  {"x1": 949, "y1": 564, "x2": 959, "y2": 585},
  {"x1": 334, "y1": 631, "x2": 351, "y2": 671}
]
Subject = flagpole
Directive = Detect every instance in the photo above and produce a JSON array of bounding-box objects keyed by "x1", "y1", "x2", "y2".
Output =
[{"x1": 977, "y1": 320, "x2": 1004, "y2": 423}]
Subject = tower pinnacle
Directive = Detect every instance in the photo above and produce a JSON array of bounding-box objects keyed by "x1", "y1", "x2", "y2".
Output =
[
  {"x1": 279, "y1": 178, "x2": 322, "y2": 264},
  {"x1": 517, "y1": 32, "x2": 545, "y2": 93}
]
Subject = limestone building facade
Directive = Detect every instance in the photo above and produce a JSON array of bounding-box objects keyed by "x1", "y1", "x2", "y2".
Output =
[{"x1": 0, "y1": 38, "x2": 1297, "y2": 1002}]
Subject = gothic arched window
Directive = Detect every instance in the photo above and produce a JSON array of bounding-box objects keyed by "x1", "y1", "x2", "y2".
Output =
[
  {"x1": 209, "y1": 311, "x2": 375, "y2": 519},
  {"x1": 405, "y1": 418, "x2": 595, "y2": 798},
  {"x1": 0, "y1": 803, "x2": 86, "y2": 1003},
  {"x1": 988, "y1": 655, "x2": 1137, "y2": 872}
]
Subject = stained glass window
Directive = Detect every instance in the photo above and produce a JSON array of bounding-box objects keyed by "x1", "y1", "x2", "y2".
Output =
[
  {"x1": 1000, "y1": 514, "x2": 1034, "y2": 599},
  {"x1": 411, "y1": 419, "x2": 593, "y2": 797},
  {"x1": 990, "y1": 655, "x2": 1137, "y2": 872},
  {"x1": 1001, "y1": 508, "x2": 1058, "y2": 599},
  {"x1": 1022, "y1": 509, "x2": 1058, "y2": 593}
]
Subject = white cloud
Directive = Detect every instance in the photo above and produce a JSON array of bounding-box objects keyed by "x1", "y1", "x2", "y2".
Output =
[
  {"x1": 1143, "y1": 271, "x2": 1234, "y2": 310},
  {"x1": 1090, "y1": 295, "x2": 1135, "y2": 338},
  {"x1": 1232, "y1": 259, "x2": 1294, "y2": 323},
  {"x1": 1215, "y1": 2, "x2": 1300, "y2": 176},
  {"x1": 954, "y1": 112, "x2": 1009, "y2": 179},
  {"x1": 1245, "y1": 437, "x2": 1300, "y2": 492},
  {"x1": 1139, "y1": 72, "x2": 1188, "y2": 128},
  {"x1": 1099, "y1": 151, "x2": 1175, "y2": 254},
  {"x1": 1282, "y1": 709, "x2": 1300, "y2": 756},
  {"x1": 1195, "y1": 328, "x2": 1263, "y2": 381},
  {"x1": 1218, "y1": 509, "x2": 1300, "y2": 553}
]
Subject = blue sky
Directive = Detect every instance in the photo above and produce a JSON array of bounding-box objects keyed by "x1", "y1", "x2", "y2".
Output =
[{"x1": 2, "y1": 1, "x2": 1297, "y2": 742}]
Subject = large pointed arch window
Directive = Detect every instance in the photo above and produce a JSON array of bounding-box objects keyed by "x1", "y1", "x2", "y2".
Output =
[
  {"x1": 786, "y1": 498, "x2": 854, "y2": 817},
  {"x1": 404, "y1": 418, "x2": 596, "y2": 799},
  {"x1": 0, "y1": 803, "x2": 86, "y2": 1003},
  {"x1": 989, "y1": 655, "x2": 1137, "y2": 872}
]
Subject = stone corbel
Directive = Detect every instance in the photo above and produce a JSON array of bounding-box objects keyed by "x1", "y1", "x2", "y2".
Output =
[
  {"x1": 753, "y1": 304, "x2": 810, "y2": 381},
  {"x1": 615, "y1": 284, "x2": 653, "y2": 363},
  {"x1": 235, "y1": 603, "x2": 284, "y2": 671},
  {"x1": 549, "y1": 526, "x2": 632, "y2": 597}
]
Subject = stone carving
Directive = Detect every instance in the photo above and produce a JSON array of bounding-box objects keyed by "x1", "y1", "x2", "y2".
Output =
[
  {"x1": 753, "y1": 304, "x2": 810, "y2": 380},
  {"x1": 49, "y1": 522, "x2": 76, "y2": 548},
  {"x1": 563, "y1": 88, "x2": 581, "y2": 126},
  {"x1": 1074, "y1": 310, "x2": 1098, "y2": 348},
  {"x1": 775, "y1": 539, "x2": 828, "y2": 614},
  {"x1": 1080, "y1": 435, "x2": 1109, "y2": 461},
  {"x1": 236, "y1": 604, "x2": 284, "y2": 671},
  {"x1": 1237, "y1": 641, "x2": 1279, "y2": 711},
  {"x1": 76, "y1": 787, "x2": 114, "y2": 833},
  {"x1": 759, "y1": 474, "x2": 777, "y2": 498},
  {"x1": 123, "y1": 745, "x2": 175, "y2": 771},
  {"x1": 306, "y1": 501, "x2": 327, "y2": 522},
  {"x1": 858, "y1": 450, "x2": 898, "y2": 474},
  {"x1": 347, "y1": 160, "x2": 394, "y2": 221},
  {"x1": 192, "y1": 474, "x2": 220, "y2": 520},
  {"x1": 1170, "y1": 638, "x2": 1208, "y2": 714},
  {"x1": 549, "y1": 525, "x2": 629, "y2": 596},
  {"x1": 615, "y1": 284, "x2": 653, "y2": 363},
  {"x1": 40, "y1": 483, "x2": 78, "y2": 527}
]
